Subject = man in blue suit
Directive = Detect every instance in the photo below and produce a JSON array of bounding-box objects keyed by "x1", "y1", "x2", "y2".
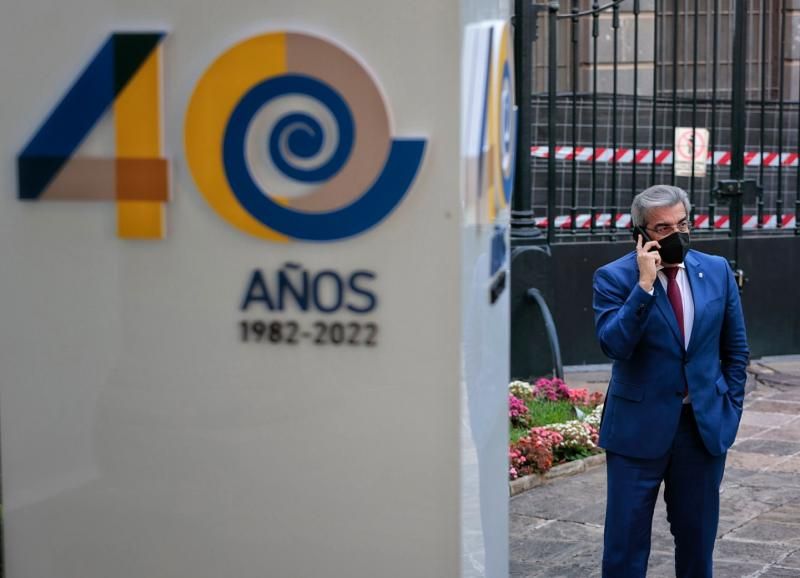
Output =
[{"x1": 593, "y1": 185, "x2": 749, "y2": 577}]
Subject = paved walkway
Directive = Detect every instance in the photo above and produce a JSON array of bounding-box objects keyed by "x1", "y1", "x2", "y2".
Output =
[{"x1": 510, "y1": 357, "x2": 800, "y2": 578}]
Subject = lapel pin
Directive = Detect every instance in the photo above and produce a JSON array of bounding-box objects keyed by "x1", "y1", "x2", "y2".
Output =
[{"x1": 698, "y1": 272, "x2": 704, "y2": 279}]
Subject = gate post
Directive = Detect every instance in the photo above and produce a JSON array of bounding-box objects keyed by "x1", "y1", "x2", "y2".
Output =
[
  {"x1": 729, "y1": 0, "x2": 747, "y2": 190},
  {"x1": 511, "y1": 0, "x2": 545, "y2": 241},
  {"x1": 714, "y1": 0, "x2": 752, "y2": 288}
]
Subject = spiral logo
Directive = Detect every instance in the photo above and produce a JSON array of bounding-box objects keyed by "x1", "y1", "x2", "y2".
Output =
[
  {"x1": 488, "y1": 23, "x2": 516, "y2": 217},
  {"x1": 499, "y1": 62, "x2": 515, "y2": 202},
  {"x1": 185, "y1": 32, "x2": 426, "y2": 242}
]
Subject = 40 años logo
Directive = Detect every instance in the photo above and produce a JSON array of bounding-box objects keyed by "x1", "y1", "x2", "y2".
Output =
[{"x1": 185, "y1": 32, "x2": 427, "y2": 242}]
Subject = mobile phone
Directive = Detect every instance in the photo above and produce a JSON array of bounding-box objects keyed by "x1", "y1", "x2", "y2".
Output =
[
  {"x1": 632, "y1": 226, "x2": 658, "y2": 251},
  {"x1": 631, "y1": 225, "x2": 649, "y2": 241}
]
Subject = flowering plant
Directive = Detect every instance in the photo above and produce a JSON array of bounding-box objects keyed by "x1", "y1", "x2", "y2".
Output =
[
  {"x1": 509, "y1": 396, "x2": 606, "y2": 481},
  {"x1": 545, "y1": 421, "x2": 598, "y2": 462},
  {"x1": 531, "y1": 377, "x2": 572, "y2": 401},
  {"x1": 523, "y1": 377, "x2": 605, "y2": 407},
  {"x1": 509, "y1": 394, "x2": 530, "y2": 428},
  {"x1": 587, "y1": 423, "x2": 600, "y2": 446},
  {"x1": 583, "y1": 404, "x2": 604, "y2": 429},
  {"x1": 509, "y1": 380, "x2": 534, "y2": 401},
  {"x1": 509, "y1": 429, "x2": 560, "y2": 479},
  {"x1": 567, "y1": 388, "x2": 603, "y2": 407},
  {"x1": 566, "y1": 387, "x2": 591, "y2": 405},
  {"x1": 527, "y1": 427, "x2": 564, "y2": 448}
]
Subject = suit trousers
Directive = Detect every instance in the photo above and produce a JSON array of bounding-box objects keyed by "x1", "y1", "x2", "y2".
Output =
[{"x1": 602, "y1": 404, "x2": 727, "y2": 578}]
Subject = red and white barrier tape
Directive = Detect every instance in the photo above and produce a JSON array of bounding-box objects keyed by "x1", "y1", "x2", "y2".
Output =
[
  {"x1": 535, "y1": 213, "x2": 797, "y2": 230},
  {"x1": 530, "y1": 146, "x2": 800, "y2": 167}
]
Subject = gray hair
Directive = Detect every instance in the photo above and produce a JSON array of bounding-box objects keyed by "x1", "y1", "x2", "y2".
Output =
[{"x1": 631, "y1": 185, "x2": 691, "y2": 228}]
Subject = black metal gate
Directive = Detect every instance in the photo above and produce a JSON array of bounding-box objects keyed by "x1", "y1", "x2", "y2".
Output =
[
  {"x1": 512, "y1": 0, "x2": 800, "y2": 264},
  {"x1": 510, "y1": 0, "x2": 800, "y2": 377}
]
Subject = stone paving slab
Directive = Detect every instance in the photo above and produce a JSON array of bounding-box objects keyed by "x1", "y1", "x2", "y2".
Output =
[
  {"x1": 719, "y1": 467, "x2": 759, "y2": 484},
  {"x1": 692, "y1": 560, "x2": 765, "y2": 578},
  {"x1": 771, "y1": 455, "x2": 800, "y2": 473},
  {"x1": 740, "y1": 411, "x2": 797, "y2": 428},
  {"x1": 769, "y1": 392, "x2": 800, "y2": 402},
  {"x1": 716, "y1": 485, "x2": 777, "y2": 524},
  {"x1": 737, "y1": 424, "x2": 770, "y2": 437},
  {"x1": 744, "y1": 399, "x2": 800, "y2": 413},
  {"x1": 726, "y1": 450, "x2": 786, "y2": 470},
  {"x1": 519, "y1": 543, "x2": 605, "y2": 578},
  {"x1": 780, "y1": 550, "x2": 800, "y2": 568},
  {"x1": 732, "y1": 439, "x2": 800, "y2": 456},
  {"x1": 756, "y1": 373, "x2": 800, "y2": 388},
  {"x1": 759, "y1": 501, "x2": 800, "y2": 524},
  {"x1": 725, "y1": 520, "x2": 800, "y2": 546},
  {"x1": 713, "y1": 537, "x2": 793, "y2": 566},
  {"x1": 728, "y1": 483, "x2": 800, "y2": 508},
  {"x1": 754, "y1": 427, "x2": 800, "y2": 443},
  {"x1": 559, "y1": 500, "x2": 607, "y2": 527},
  {"x1": 510, "y1": 358, "x2": 800, "y2": 578},
  {"x1": 732, "y1": 470, "x2": 800, "y2": 489},
  {"x1": 759, "y1": 568, "x2": 800, "y2": 577}
]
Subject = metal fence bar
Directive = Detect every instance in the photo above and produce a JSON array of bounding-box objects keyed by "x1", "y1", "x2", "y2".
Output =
[
  {"x1": 547, "y1": 3, "x2": 558, "y2": 246},
  {"x1": 730, "y1": 0, "x2": 746, "y2": 182},
  {"x1": 611, "y1": 3, "x2": 620, "y2": 236},
  {"x1": 671, "y1": 0, "x2": 679, "y2": 186},
  {"x1": 690, "y1": 0, "x2": 699, "y2": 220},
  {"x1": 651, "y1": 0, "x2": 659, "y2": 186},
  {"x1": 632, "y1": 0, "x2": 640, "y2": 200},
  {"x1": 591, "y1": 2, "x2": 600, "y2": 235},
  {"x1": 758, "y1": 0, "x2": 767, "y2": 228},
  {"x1": 514, "y1": 0, "x2": 799, "y2": 246},
  {"x1": 709, "y1": 0, "x2": 719, "y2": 229},
  {"x1": 777, "y1": 0, "x2": 786, "y2": 228},
  {"x1": 729, "y1": 0, "x2": 749, "y2": 268},
  {"x1": 510, "y1": 0, "x2": 540, "y2": 240},
  {"x1": 570, "y1": 0, "x2": 579, "y2": 234}
]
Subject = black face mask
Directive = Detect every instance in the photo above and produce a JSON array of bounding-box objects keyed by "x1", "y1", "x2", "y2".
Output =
[{"x1": 658, "y1": 231, "x2": 690, "y2": 264}]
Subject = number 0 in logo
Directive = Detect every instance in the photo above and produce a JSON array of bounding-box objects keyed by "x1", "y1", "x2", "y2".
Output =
[{"x1": 185, "y1": 32, "x2": 427, "y2": 242}]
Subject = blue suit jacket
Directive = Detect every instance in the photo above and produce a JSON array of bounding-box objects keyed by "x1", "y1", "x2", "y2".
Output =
[{"x1": 593, "y1": 249, "x2": 749, "y2": 458}]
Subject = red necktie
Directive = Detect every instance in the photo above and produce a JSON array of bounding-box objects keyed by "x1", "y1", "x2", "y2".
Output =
[{"x1": 664, "y1": 267, "x2": 685, "y2": 346}]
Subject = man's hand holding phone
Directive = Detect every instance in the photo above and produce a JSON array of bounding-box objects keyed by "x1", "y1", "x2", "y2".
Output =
[{"x1": 635, "y1": 233, "x2": 661, "y2": 293}]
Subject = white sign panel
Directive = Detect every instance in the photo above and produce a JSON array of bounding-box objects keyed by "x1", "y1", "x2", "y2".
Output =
[
  {"x1": 674, "y1": 126, "x2": 709, "y2": 177},
  {"x1": 460, "y1": 18, "x2": 514, "y2": 578},
  {"x1": 0, "y1": 1, "x2": 510, "y2": 577}
]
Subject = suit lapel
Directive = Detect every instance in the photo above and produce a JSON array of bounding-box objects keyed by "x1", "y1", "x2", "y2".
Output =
[
  {"x1": 653, "y1": 281, "x2": 684, "y2": 348},
  {"x1": 684, "y1": 252, "x2": 706, "y2": 353}
]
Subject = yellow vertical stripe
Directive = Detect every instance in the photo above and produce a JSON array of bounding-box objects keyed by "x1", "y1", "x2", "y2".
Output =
[
  {"x1": 115, "y1": 46, "x2": 166, "y2": 239},
  {"x1": 487, "y1": 54, "x2": 499, "y2": 223},
  {"x1": 184, "y1": 33, "x2": 288, "y2": 241}
]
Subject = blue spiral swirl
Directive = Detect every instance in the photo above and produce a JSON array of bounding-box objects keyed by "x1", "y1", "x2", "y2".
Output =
[
  {"x1": 273, "y1": 113, "x2": 323, "y2": 158},
  {"x1": 500, "y1": 62, "x2": 516, "y2": 203},
  {"x1": 226, "y1": 74, "x2": 354, "y2": 185},
  {"x1": 222, "y1": 72, "x2": 426, "y2": 240},
  {"x1": 270, "y1": 113, "x2": 329, "y2": 180}
]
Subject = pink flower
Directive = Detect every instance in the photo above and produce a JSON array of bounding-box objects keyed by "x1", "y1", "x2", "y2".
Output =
[
  {"x1": 528, "y1": 427, "x2": 565, "y2": 449},
  {"x1": 532, "y1": 377, "x2": 572, "y2": 401},
  {"x1": 567, "y1": 388, "x2": 590, "y2": 405},
  {"x1": 509, "y1": 394, "x2": 530, "y2": 428},
  {"x1": 530, "y1": 377, "x2": 605, "y2": 407},
  {"x1": 589, "y1": 391, "x2": 605, "y2": 406}
]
